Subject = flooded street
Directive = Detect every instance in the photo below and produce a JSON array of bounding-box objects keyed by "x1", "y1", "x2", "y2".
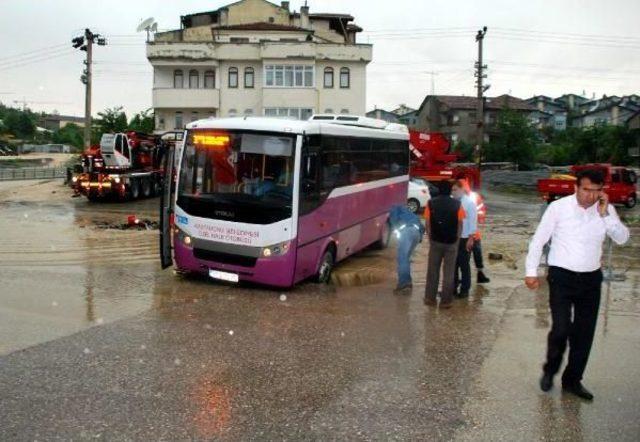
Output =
[{"x1": 1, "y1": 179, "x2": 639, "y2": 440}]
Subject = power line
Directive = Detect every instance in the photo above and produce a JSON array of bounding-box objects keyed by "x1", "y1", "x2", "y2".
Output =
[
  {"x1": 0, "y1": 50, "x2": 76, "y2": 72},
  {"x1": 0, "y1": 43, "x2": 69, "y2": 62}
]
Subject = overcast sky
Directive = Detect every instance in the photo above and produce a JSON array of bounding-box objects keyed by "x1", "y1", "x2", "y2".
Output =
[{"x1": 1, "y1": 0, "x2": 639, "y2": 118}]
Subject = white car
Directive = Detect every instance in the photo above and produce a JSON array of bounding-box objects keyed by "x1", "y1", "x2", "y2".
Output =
[{"x1": 407, "y1": 177, "x2": 431, "y2": 213}]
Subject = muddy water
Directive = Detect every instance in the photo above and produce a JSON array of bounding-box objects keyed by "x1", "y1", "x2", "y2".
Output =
[
  {"x1": 0, "y1": 180, "x2": 161, "y2": 354},
  {"x1": 1, "y1": 180, "x2": 639, "y2": 439}
]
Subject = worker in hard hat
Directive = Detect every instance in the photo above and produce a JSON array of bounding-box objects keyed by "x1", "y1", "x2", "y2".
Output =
[{"x1": 389, "y1": 204, "x2": 425, "y2": 294}]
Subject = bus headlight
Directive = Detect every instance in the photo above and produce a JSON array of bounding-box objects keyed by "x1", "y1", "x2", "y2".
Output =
[
  {"x1": 175, "y1": 227, "x2": 193, "y2": 248},
  {"x1": 262, "y1": 241, "x2": 291, "y2": 258},
  {"x1": 72, "y1": 176, "x2": 78, "y2": 183},
  {"x1": 112, "y1": 175, "x2": 121, "y2": 184}
]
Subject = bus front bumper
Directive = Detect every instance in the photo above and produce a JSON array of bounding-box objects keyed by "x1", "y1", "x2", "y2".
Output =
[{"x1": 173, "y1": 239, "x2": 297, "y2": 288}]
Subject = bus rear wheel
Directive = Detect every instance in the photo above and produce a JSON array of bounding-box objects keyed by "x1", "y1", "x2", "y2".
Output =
[
  {"x1": 373, "y1": 220, "x2": 391, "y2": 250},
  {"x1": 315, "y1": 249, "x2": 335, "y2": 284},
  {"x1": 625, "y1": 194, "x2": 637, "y2": 208}
]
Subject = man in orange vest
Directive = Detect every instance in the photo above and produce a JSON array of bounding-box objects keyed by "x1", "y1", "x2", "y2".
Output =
[{"x1": 463, "y1": 180, "x2": 490, "y2": 284}]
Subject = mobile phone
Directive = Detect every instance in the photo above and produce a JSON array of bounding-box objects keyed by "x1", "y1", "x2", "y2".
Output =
[{"x1": 598, "y1": 196, "x2": 606, "y2": 209}]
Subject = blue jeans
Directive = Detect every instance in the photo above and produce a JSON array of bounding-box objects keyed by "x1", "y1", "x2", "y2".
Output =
[
  {"x1": 397, "y1": 226, "x2": 421, "y2": 287},
  {"x1": 455, "y1": 238, "x2": 472, "y2": 293}
]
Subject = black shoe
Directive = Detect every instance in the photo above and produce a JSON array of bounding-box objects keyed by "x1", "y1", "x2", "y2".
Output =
[
  {"x1": 562, "y1": 382, "x2": 594, "y2": 401},
  {"x1": 540, "y1": 373, "x2": 553, "y2": 392},
  {"x1": 424, "y1": 297, "x2": 437, "y2": 306},
  {"x1": 455, "y1": 290, "x2": 469, "y2": 298},
  {"x1": 394, "y1": 283, "x2": 412, "y2": 295},
  {"x1": 477, "y1": 271, "x2": 490, "y2": 284}
]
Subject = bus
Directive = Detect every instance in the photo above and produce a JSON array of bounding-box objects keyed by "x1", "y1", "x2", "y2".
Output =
[{"x1": 159, "y1": 115, "x2": 410, "y2": 288}]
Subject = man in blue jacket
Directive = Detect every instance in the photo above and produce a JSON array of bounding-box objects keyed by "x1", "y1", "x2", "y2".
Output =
[{"x1": 389, "y1": 205, "x2": 425, "y2": 293}]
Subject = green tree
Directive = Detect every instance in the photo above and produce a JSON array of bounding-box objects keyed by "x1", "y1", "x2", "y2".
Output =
[
  {"x1": 485, "y1": 109, "x2": 537, "y2": 169},
  {"x1": 52, "y1": 123, "x2": 84, "y2": 151},
  {"x1": 452, "y1": 140, "x2": 474, "y2": 161},
  {"x1": 7, "y1": 112, "x2": 36, "y2": 138},
  {"x1": 129, "y1": 109, "x2": 155, "y2": 133},
  {"x1": 96, "y1": 106, "x2": 128, "y2": 133}
]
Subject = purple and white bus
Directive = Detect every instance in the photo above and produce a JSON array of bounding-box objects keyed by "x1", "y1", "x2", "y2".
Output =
[{"x1": 159, "y1": 115, "x2": 409, "y2": 288}]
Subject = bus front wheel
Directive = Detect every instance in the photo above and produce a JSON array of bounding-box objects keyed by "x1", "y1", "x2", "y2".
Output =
[
  {"x1": 625, "y1": 194, "x2": 636, "y2": 208},
  {"x1": 315, "y1": 248, "x2": 335, "y2": 284}
]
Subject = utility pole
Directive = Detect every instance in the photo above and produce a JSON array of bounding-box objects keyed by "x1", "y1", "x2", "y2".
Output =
[
  {"x1": 427, "y1": 71, "x2": 439, "y2": 95},
  {"x1": 474, "y1": 26, "x2": 488, "y2": 167},
  {"x1": 72, "y1": 29, "x2": 106, "y2": 149}
]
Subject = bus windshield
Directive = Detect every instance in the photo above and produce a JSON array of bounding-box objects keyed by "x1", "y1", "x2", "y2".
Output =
[{"x1": 177, "y1": 130, "x2": 296, "y2": 224}]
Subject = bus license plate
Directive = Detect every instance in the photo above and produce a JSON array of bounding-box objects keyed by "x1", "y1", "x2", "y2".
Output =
[{"x1": 209, "y1": 270, "x2": 239, "y2": 283}]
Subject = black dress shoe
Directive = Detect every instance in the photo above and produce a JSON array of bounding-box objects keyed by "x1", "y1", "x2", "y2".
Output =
[
  {"x1": 540, "y1": 373, "x2": 553, "y2": 392},
  {"x1": 477, "y1": 271, "x2": 490, "y2": 284},
  {"x1": 455, "y1": 291, "x2": 469, "y2": 298},
  {"x1": 562, "y1": 382, "x2": 594, "y2": 401}
]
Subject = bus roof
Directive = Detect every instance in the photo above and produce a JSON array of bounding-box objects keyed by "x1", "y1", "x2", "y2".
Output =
[{"x1": 186, "y1": 116, "x2": 409, "y2": 140}]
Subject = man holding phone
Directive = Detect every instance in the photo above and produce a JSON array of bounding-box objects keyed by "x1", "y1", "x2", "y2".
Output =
[{"x1": 525, "y1": 169, "x2": 629, "y2": 400}]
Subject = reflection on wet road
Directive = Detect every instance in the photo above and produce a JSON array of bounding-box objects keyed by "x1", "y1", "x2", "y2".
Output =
[{"x1": 0, "y1": 180, "x2": 639, "y2": 440}]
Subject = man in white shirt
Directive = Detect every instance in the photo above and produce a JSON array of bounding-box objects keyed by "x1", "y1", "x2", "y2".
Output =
[
  {"x1": 525, "y1": 169, "x2": 630, "y2": 401},
  {"x1": 453, "y1": 180, "x2": 478, "y2": 298}
]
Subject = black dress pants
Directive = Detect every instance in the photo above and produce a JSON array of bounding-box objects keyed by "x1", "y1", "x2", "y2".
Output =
[{"x1": 544, "y1": 266, "x2": 602, "y2": 384}]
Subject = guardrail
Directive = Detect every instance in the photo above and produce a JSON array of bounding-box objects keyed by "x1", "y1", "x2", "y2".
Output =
[{"x1": 0, "y1": 166, "x2": 67, "y2": 181}]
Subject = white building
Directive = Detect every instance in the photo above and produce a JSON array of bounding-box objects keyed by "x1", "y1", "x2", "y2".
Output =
[{"x1": 147, "y1": 0, "x2": 372, "y2": 132}]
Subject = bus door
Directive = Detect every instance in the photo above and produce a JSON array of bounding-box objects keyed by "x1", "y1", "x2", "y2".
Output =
[{"x1": 159, "y1": 141, "x2": 176, "y2": 269}]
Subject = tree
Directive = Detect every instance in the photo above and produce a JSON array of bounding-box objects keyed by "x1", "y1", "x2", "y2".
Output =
[
  {"x1": 52, "y1": 123, "x2": 84, "y2": 151},
  {"x1": 452, "y1": 140, "x2": 474, "y2": 161},
  {"x1": 485, "y1": 109, "x2": 537, "y2": 169},
  {"x1": 96, "y1": 106, "x2": 128, "y2": 134},
  {"x1": 3, "y1": 111, "x2": 36, "y2": 138},
  {"x1": 129, "y1": 109, "x2": 155, "y2": 133}
]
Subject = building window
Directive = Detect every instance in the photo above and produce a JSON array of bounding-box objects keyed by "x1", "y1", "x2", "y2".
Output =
[
  {"x1": 264, "y1": 65, "x2": 313, "y2": 87},
  {"x1": 244, "y1": 109, "x2": 253, "y2": 116},
  {"x1": 324, "y1": 67, "x2": 334, "y2": 88},
  {"x1": 191, "y1": 111, "x2": 199, "y2": 122},
  {"x1": 173, "y1": 70, "x2": 184, "y2": 89},
  {"x1": 228, "y1": 67, "x2": 238, "y2": 88},
  {"x1": 324, "y1": 108, "x2": 334, "y2": 114},
  {"x1": 264, "y1": 107, "x2": 313, "y2": 120},
  {"x1": 189, "y1": 70, "x2": 199, "y2": 89},
  {"x1": 339, "y1": 67, "x2": 350, "y2": 88},
  {"x1": 204, "y1": 70, "x2": 215, "y2": 89},
  {"x1": 244, "y1": 67, "x2": 254, "y2": 88},
  {"x1": 228, "y1": 109, "x2": 237, "y2": 117},
  {"x1": 175, "y1": 112, "x2": 183, "y2": 129},
  {"x1": 340, "y1": 109, "x2": 349, "y2": 114}
]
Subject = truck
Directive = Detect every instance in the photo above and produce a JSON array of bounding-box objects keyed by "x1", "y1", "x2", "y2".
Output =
[
  {"x1": 537, "y1": 163, "x2": 637, "y2": 208},
  {"x1": 408, "y1": 130, "x2": 481, "y2": 189},
  {"x1": 73, "y1": 131, "x2": 182, "y2": 201}
]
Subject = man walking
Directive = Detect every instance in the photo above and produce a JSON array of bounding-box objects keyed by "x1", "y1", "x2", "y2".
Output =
[
  {"x1": 525, "y1": 169, "x2": 629, "y2": 400},
  {"x1": 452, "y1": 180, "x2": 478, "y2": 298},
  {"x1": 389, "y1": 205, "x2": 425, "y2": 294},
  {"x1": 424, "y1": 181, "x2": 465, "y2": 308}
]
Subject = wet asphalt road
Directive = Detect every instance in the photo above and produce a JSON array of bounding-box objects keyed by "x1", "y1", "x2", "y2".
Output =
[{"x1": 1, "y1": 180, "x2": 639, "y2": 440}]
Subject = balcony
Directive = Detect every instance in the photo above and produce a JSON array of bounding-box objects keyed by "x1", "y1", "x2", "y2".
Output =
[{"x1": 152, "y1": 88, "x2": 220, "y2": 109}]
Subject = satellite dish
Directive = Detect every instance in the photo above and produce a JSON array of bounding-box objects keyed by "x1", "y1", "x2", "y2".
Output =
[
  {"x1": 150, "y1": 23, "x2": 158, "y2": 33},
  {"x1": 136, "y1": 17, "x2": 155, "y2": 33}
]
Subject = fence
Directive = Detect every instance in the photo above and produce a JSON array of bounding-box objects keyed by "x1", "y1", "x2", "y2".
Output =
[{"x1": 0, "y1": 166, "x2": 67, "y2": 181}]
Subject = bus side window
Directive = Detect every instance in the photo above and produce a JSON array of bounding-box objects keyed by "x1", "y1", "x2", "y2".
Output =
[
  {"x1": 389, "y1": 140, "x2": 409, "y2": 176},
  {"x1": 300, "y1": 136, "x2": 322, "y2": 215}
]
